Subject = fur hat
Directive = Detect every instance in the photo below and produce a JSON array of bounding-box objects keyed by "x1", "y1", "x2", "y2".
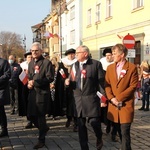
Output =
[
  {"x1": 65, "y1": 48, "x2": 76, "y2": 56},
  {"x1": 102, "y1": 48, "x2": 112, "y2": 56}
]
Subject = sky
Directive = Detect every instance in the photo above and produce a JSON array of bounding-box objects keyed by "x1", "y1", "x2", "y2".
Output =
[{"x1": 0, "y1": 0, "x2": 51, "y2": 51}]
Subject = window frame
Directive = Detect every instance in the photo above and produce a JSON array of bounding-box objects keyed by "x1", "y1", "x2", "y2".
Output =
[
  {"x1": 133, "y1": 0, "x2": 144, "y2": 9},
  {"x1": 106, "y1": 0, "x2": 112, "y2": 18},
  {"x1": 87, "y1": 8, "x2": 92, "y2": 26},
  {"x1": 96, "y1": 3, "x2": 101, "y2": 23}
]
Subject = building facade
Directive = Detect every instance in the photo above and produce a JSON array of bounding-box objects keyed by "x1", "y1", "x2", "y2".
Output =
[
  {"x1": 82, "y1": 0, "x2": 150, "y2": 64},
  {"x1": 31, "y1": 0, "x2": 150, "y2": 64}
]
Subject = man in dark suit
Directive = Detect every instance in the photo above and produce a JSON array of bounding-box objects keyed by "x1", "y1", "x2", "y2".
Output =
[
  {"x1": 0, "y1": 58, "x2": 11, "y2": 137},
  {"x1": 8, "y1": 54, "x2": 22, "y2": 115},
  {"x1": 27, "y1": 42, "x2": 54, "y2": 149},
  {"x1": 65, "y1": 45, "x2": 105, "y2": 150}
]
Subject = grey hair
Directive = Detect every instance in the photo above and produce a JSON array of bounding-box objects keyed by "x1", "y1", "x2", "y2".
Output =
[
  {"x1": 77, "y1": 45, "x2": 90, "y2": 55},
  {"x1": 31, "y1": 42, "x2": 42, "y2": 50}
]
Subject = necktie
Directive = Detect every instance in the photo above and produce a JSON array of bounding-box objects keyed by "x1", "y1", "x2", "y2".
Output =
[{"x1": 80, "y1": 63, "x2": 83, "y2": 90}]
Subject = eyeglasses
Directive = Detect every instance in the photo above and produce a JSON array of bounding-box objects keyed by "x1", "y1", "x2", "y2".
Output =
[
  {"x1": 75, "y1": 51, "x2": 85, "y2": 54},
  {"x1": 31, "y1": 50, "x2": 39, "y2": 53}
]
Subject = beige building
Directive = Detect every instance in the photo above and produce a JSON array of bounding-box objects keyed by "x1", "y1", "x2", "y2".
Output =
[{"x1": 82, "y1": 0, "x2": 150, "y2": 64}]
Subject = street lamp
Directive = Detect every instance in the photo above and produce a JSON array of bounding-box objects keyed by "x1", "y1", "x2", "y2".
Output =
[
  {"x1": 0, "y1": 44, "x2": 2, "y2": 58},
  {"x1": 59, "y1": 1, "x2": 69, "y2": 58},
  {"x1": 23, "y1": 35, "x2": 26, "y2": 52}
]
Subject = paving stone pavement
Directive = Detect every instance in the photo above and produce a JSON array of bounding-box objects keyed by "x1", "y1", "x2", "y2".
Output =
[{"x1": 0, "y1": 100, "x2": 150, "y2": 150}]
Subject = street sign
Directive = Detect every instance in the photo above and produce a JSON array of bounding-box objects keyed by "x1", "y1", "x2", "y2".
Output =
[
  {"x1": 123, "y1": 33, "x2": 135, "y2": 49},
  {"x1": 126, "y1": 49, "x2": 135, "y2": 58}
]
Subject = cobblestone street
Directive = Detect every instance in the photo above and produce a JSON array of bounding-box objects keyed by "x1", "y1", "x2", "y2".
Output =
[{"x1": 0, "y1": 100, "x2": 150, "y2": 150}]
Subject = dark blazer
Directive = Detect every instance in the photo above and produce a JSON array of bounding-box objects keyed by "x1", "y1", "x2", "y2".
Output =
[
  {"x1": 9, "y1": 62, "x2": 22, "y2": 88},
  {"x1": 0, "y1": 58, "x2": 11, "y2": 105},
  {"x1": 27, "y1": 56, "x2": 54, "y2": 116},
  {"x1": 71, "y1": 58, "x2": 105, "y2": 117}
]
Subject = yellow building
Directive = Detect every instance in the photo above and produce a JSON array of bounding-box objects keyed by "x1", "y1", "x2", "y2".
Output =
[{"x1": 82, "y1": 0, "x2": 150, "y2": 64}]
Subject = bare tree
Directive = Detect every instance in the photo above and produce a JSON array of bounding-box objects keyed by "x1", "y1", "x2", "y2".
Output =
[{"x1": 0, "y1": 31, "x2": 25, "y2": 59}]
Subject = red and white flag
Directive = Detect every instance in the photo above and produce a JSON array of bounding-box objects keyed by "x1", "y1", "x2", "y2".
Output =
[
  {"x1": 96, "y1": 91, "x2": 107, "y2": 103},
  {"x1": 54, "y1": 33, "x2": 63, "y2": 40},
  {"x1": 43, "y1": 31, "x2": 54, "y2": 38},
  {"x1": 19, "y1": 71, "x2": 28, "y2": 85},
  {"x1": 69, "y1": 64, "x2": 76, "y2": 81},
  {"x1": 59, "y1": 68, "x2": 66, "y2": 79}
]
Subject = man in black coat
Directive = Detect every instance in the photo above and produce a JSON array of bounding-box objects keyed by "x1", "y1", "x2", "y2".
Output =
[
  {"x1": 8, "y1": 55, "x2": 22, "y2": 115},
  {"x1": 27, "y1": 42, "x2": 54, "y2": 149},
  {"x1": 65, "y1": 45, "x2": 105, "y2": 150},
  {"x1": 0, "y1": 58, "x2": 11, "y2": 137}
]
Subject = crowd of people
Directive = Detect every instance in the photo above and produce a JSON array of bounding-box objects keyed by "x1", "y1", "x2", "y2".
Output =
[{"x1": 0, "y1": 42, "x2": 149, "y2": 150}]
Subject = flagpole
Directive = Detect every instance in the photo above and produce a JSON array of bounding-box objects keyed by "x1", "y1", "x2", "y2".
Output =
[{"x1": 59, "y1": 0, "x2": 62, "y2": 58}]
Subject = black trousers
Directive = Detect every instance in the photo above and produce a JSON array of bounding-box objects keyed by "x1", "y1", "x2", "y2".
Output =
[
  {"x1": 10, "y1": 87, "x2": 18, "y2": 112},
  {"x1": 111, "y1": 122, "x2": 122, "y2": 141},
  {"x1": 121, "y1": 123, "x2": 131, "y2": 150},
  {"x1": 77, "y1": 117, "x2": 102, "y2": 150},
  {"x1": 142, "y1": 92, "x2": 149, "y2": 109},
  {"x1": 0, "y1": 105, "x2": 7, "y2": 130},
  {"x1": 29, "y1": 115, "x2": 48, "y2": 143}
]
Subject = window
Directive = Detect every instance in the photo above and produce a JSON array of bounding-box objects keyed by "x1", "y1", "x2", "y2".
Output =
[
  {"x1": 70, "y1": 30, "x2": 75, "y2": 44},
  {"x1": 133, "y1": 0, "x2": 143, "y2": 9},
  {"x1": 87, "y1": 8, "x2": 92, "y2": 26},
  {"x1": 106, "y1": 0, "x2": 112, "y2": 18},
  {"x1": 70, "y1": 5, "x2": 75, "y2": 20},
  {"x1": 96, "y1": 3, "x2": 101, "y2": 22}
]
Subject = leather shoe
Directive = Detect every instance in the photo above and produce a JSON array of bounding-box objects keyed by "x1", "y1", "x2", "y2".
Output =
[
  {"x1": 96, "y1": 138, "x2": 103, "y2": 150},
  {"x1": 138, "y1": 107, "x2": 144, "y2": 110},
  {"x1": 111, "y1": 135, "x2": 117, "y2": 142},
  {"x1": 25, "y1": 122, "x2": 34, "y2": 129},
  {"x1": 65, "y1": 120, "x2": 71, "y2": 128},
  {"x1": 45, "y1": 126, "x2": 50, "y2": 135},
  {"x1": 73, "y1": 126, "x2": 78, "y2": 132},
  {"x1": 106, "y1": 125, "x2": 111, "y2": 134},
  {"x1": 33, "y1": 142, "x2": 45, "y2": 149},
  {"x1": 144, "y1": 108, "x2": 149, "y2": 111},
  {"x1": 0, "y1": 130, "x2": 8, "y2": 138}
]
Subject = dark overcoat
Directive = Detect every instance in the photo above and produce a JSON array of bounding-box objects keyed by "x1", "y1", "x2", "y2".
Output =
[
  {"x1": 0, "y1": 58, "x2": 11, "y2": 106},
  {"x1": 71, "y1": 58, "x2": 105, "y2": 117},
  {"x1": 27, "y1": 56, "x2": 54, "y2": 116},
  {"x1": 48, "y1": 62, "x2": 67, "y2": 117}
]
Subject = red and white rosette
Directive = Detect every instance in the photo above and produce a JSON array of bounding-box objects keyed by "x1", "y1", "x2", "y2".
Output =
[
  {"x1": 34, "y1": 65, "x2": 40, "y2": 74},
  {"x1": 13, "y1": 67, "x2": 18, "y2": 71},
  {"x1": 120, "y1": 69, "x2": 126, "y2": 78},
  {"x1": 81, "y1": 69, "x2": 86, "y2": 78}
]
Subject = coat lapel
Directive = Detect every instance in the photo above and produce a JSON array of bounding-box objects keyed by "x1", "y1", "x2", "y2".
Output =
[{"x1": 112, "y1": 63, "x2": 118, "y2": 83}]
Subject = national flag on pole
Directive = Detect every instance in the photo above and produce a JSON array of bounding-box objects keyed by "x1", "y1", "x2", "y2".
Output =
[
  {"x1": 19, "y1": 71, "x2": 28, "y2": 85},
  {"x1": 116, "y1": 33, "x2": 124, "y2": 39},
  {"x1": 96, "y1": 91, "x2": 107, "y2": 103},
  {"x1": 54, "y1": 33, "x2": 63, "y2": 40},
  {"x1": 69, "y1": 64, "x2": 76, "y2": 81},
  {"x1": 43, "y1": 31, "x2": 54, "y2": 38}
]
